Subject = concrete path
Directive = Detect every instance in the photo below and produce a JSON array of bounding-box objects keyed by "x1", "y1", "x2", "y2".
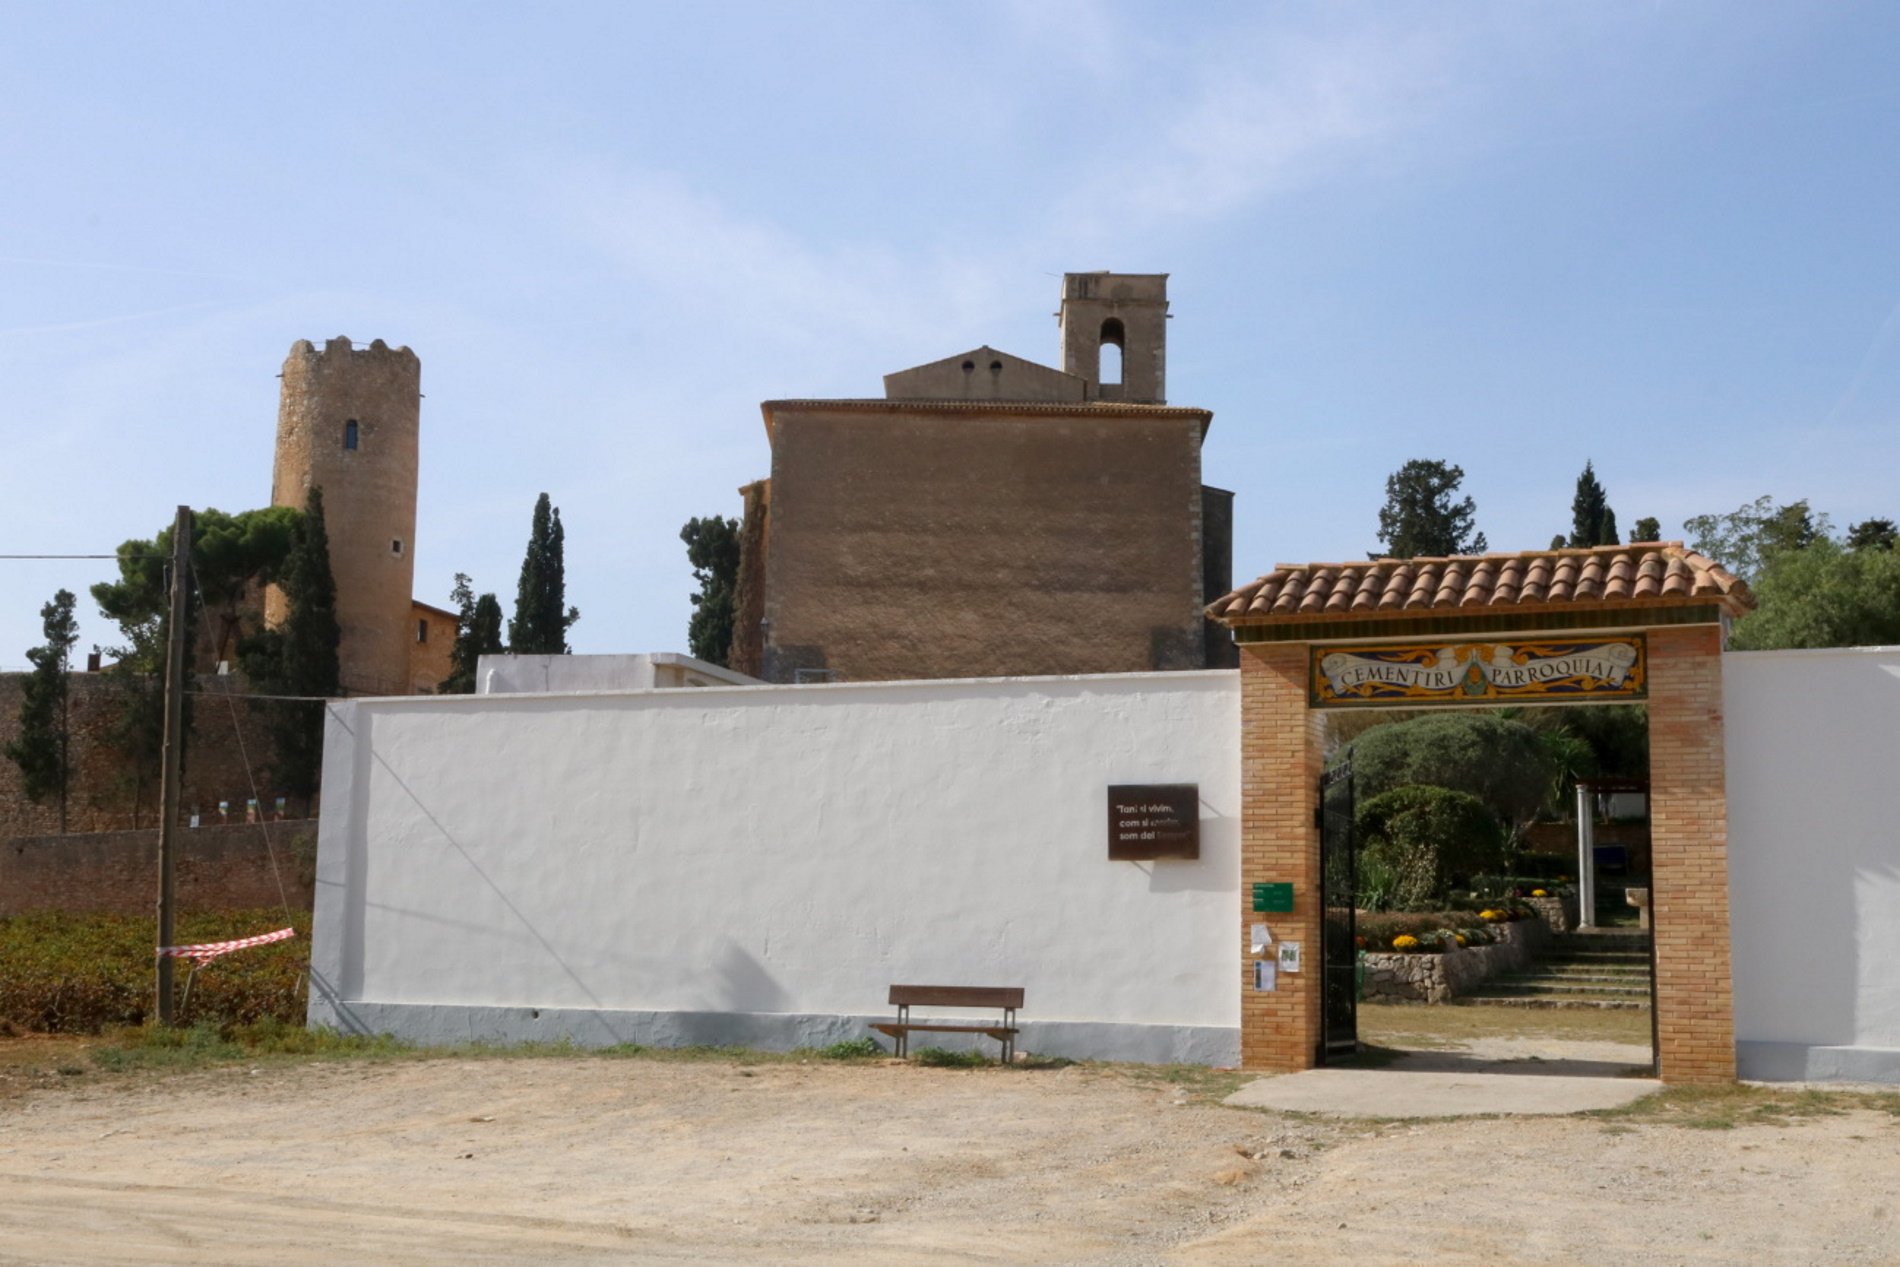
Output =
[{"x1": 1225, "y1": 1039, "x2": 1661, "y2": 1118}]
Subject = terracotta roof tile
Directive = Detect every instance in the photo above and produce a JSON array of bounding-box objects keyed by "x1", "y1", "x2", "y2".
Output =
[{"x1": 1208, "y1": 542, "x2": 1753, "y2": 626}]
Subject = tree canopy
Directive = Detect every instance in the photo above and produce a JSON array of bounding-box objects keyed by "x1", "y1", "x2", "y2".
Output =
[
  {"x1": 680, "y1": 515, "x2": 741, "y2": 667},
  {"x1": 509, "y1": 493, "x2": 578, "y2": 654},
  {"x1": 1371, "y1": 459, "x2": 1487, "y2": 559},
  {"x1": 1630, "y1": 516, "x2": 1662, "y2": 543},
  {"x1": 1685, "y1": 495, "x2": 1830, "y2": 580},
  {"x1": 1847, "y1": 518, "x2": 1898, "y2": 552},
  {"x1": 91, "y1": 505, "x2": 299, "y2": 668},
  {"x1": 1729, "y1": 537, "x2": 1900, "y2": 650},
  {"x1": 1341, "y1": 711, "x2": 1552, "y2": 848},
  {"x1": 5, "y1": 589, "x2": 79, "y2": 831}
]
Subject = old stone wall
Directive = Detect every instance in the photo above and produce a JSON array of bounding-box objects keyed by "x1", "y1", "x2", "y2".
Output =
[
  {"x1": 1362, "y1": 919, "x2": 1549, "y2": 1004},
  {"x1": 758, "y1": 401, "x2": 1212, "y2": 683},
  {"x1": 0, "y1": 671, "x2": 305, "y2": 839},
  {"x1": 1, "y1": 819, "x2": 317, "y2": 916}
]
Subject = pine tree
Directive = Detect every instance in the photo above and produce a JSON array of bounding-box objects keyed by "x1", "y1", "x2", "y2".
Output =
[
  {"x1": 1847, "y1": 518, "x2": 1897, "y2": 551},
  {"x1": 680, "y1": 515, "x2": 741, "y2": 667},
  {"x1": 509, "y1": 493, "x2": 579, "y2": 654},
  {"x1": 5, "y1": 590, "x2": 79, "y2": 832},
  {"x1": 1567, "y1": 461, "x2": 1619, "y2": 548},
  {"x1": 1372, "y1": 459, "x2": 1487, "y2": 559},
  {"x1": 441, "y1": 573, "x2": 506, "y2": 693},
  {"x1": 1631, "y1": 516, "x2": 1662, "y2": 543}
]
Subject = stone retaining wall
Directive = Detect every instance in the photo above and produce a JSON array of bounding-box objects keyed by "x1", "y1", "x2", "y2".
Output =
[
  {"x1": 1361, "y1": 917, "x2": 1551, "y2": 1005},
  {"x1": 1526, "y1": 893, "x2": 1579, "y2": 935},
  {"x1": 0, "y1": 820, "x2": 318, "y2": 916}
]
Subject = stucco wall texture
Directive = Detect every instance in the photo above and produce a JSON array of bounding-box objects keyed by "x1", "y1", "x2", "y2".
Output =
[
  {"x1": 757, "y1": 402, "x2": 1213, "y2": 684},
  {"x1": 1726, "y1": 646, "x2": 1900, "y2": 1083},
  {"x1": 309, "y1": 672, "x2": 1242, "y2": 1062}
]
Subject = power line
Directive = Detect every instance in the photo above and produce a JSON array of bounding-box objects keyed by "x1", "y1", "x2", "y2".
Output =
[{"x1": 0, "y1": 553, "x2": 165, "y2": 560}]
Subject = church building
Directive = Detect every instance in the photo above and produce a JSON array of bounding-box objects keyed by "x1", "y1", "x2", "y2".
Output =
[{"x1": 729, "y1": 272, "x2": 1235, "y2": 683}]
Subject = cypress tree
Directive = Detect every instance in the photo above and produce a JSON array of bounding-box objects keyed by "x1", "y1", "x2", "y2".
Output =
[
  {"x1": 509, "y1": 493, "x2": 579, "y2": 654},
  {"x1": 5, "y1": 589, "x2": 79, "y2": 832},
  {"x1": 254, "y1": 487, "x2": 341, "y2": 801},
  {"x1": 441, "y1": 573, "x2": 506, "y2": 693},
  {"x1": 1568, "y1": 461, "x2": 1619, "y2": 548}
]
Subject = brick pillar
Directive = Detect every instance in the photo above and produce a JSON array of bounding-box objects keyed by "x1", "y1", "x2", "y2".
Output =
[
  {"x1": 1239, "y1": 642, "x2": 1326, "y2": 1070},
  {"x1": 1647, "y1": 625, "x2": 1737, "y2": 1084}
]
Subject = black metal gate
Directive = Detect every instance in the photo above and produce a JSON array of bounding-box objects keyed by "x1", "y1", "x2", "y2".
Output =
[{"x1": 1319, "y1": 759, "x2": 1357, "y2": 1062}]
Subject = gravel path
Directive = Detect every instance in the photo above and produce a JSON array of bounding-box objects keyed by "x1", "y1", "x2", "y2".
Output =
[{"x1": 1, "y1": 1054, "x2": 1896, "y2": 1265}]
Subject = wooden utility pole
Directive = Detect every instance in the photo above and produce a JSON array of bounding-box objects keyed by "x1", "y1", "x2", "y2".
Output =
[{"x1": 155, "y1": 505, "x2": 192, "y2": 1025}]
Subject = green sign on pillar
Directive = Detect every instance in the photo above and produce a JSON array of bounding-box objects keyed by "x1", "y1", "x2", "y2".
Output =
[{"x1": 1252, "y1": 883, "x2": 1293, "y2": 913}]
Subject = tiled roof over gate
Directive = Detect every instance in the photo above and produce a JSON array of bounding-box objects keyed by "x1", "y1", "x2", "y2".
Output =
[{"x1": 1208, "y1": 542, "x2": 1753, "y2": 626}]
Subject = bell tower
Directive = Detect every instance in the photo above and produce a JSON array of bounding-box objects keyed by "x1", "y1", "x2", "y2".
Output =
[{"x1": 1059, "y1": 271, "x2": 1169, "y2": 404}]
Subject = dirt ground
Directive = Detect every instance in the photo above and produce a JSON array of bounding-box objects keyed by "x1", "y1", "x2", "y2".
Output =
[{"x1": 2, "y1": 1031, "x2": 1898, "y2": 1266}]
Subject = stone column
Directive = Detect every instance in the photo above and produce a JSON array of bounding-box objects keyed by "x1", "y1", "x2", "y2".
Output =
[
  {"x1": 1647, "y1": 624, "x2": 1737, "y2": 1083},
  {"x1": 1239, "y1": 641, "x2": 1326, "y2": 1070}
]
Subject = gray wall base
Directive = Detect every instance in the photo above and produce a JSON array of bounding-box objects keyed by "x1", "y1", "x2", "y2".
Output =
[
  {"x1": 308, "y1": 994, "x2": 1239, "y2": 1067},
  {"x1": 1737, "y1": 1041, "x2": 1900, "y2": 1085}
]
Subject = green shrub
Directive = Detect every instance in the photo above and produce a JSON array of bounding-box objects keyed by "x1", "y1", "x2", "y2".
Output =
[
  {"x1": 1356, "y1": 785, "x2": 1506, "y2": 909},
  {"x1": 0, "y1": 910, "x2": 310, "y2": 1034},
  {"x1": 912, "y1": 1046, "x2": 991, "y2": 1068},
  {"x1": 817, "y1": 1036, "x2": 883, "y2": 1060}
]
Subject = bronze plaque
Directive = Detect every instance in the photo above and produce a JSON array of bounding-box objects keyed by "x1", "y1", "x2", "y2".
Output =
[{"x1": 1108, "y1": 784, "x2": 1200, "y2": 860}]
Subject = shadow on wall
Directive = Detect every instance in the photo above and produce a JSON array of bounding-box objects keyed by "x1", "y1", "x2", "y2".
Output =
[{"x1": 714, "y1": 940, "x2": 792, "y2": 1014}]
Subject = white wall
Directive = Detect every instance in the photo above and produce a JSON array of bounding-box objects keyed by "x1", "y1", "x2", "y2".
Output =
[
  {"x1": 477, "y1": 652, "x2": 759, "y2": 694},
  {"x1": 310, "y1": 671, "x2": 1241, "y2": 1062},
  {"x1": 1727, "y1": 647, "x2": 1900, "y2": 1082}
]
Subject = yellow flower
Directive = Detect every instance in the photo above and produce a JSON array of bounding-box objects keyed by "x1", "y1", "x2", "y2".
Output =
[
  {"x1": 1392, "y1": 935, "x2": 1420, "y2": 950},
  {"x1": 1532, "y1": 889, "x2": 1548, "y2": 898}
]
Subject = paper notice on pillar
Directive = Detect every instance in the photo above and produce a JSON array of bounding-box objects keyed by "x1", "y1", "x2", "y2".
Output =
[
  {"x1": 1250, "y1": 923, "x2": 1272, "y2": 952},
  {"x1": 1253, "y1": 960, "x2": 1277, "y2": 992},
  {"x1": 1277, "y1": 941, "x2": 1302, "y2": 974}
]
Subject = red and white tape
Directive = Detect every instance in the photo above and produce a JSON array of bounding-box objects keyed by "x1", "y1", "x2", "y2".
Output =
[{"x1": 156, "y1": 926, "x2": 297, "y2": 965}]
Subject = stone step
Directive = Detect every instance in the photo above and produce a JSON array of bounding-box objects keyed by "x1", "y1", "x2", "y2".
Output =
[
  {"x1": 1466, "y1": 980, "x2": 1649, "y2": 1002},
  {"x1": 1514, "y1": 970, "x2": 1650, "y2": 985},
  {"x1": 1456, "y1": 994, "x2": 1652, "y2": 1011}
]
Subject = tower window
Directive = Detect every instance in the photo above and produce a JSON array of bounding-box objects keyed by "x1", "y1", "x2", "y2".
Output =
[
  {"x1": 391, "y1": 539, "x2": 403, "y2": 557},
  {"x1": 1099, "y1": 318, "x2": 1126, "y2": 386},
  {"x1": 344, "y1": 419, "x2": 359, "y2": 450}
]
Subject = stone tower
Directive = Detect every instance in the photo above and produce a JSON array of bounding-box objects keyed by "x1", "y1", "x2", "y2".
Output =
[
  {"x1": 1059, "y1": 272, "x2": 1168, "y2": 404},
  {"x1": 267, "y1": 337, "x2": 421, "y2": 697}
]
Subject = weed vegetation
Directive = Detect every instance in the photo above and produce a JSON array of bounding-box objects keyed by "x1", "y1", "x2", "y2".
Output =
[{"x1": 0, "y1": 910, "x2": 310, "y2": 1033}]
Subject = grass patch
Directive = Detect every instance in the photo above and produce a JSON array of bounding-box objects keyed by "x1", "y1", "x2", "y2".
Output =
[
  {"x1": 1121, "y1": 1062, "x2": 1250, "y2": 1105},
  {"x1": 814, "y1": 1036, "x2": 884, "y2": 1060},
  {"x1": 913, "y1": 1046, "x2": 992, "y2": 1068},
  {"x1": 1591, "y1": 1084, "x2": 1900, "y2": 1131},
  {"x1": 1357, "y1": 1001, "x2": 1652, "y2": 1049}
]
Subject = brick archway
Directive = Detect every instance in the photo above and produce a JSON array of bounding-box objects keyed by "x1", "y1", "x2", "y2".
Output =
[{"x1": 1209, "y1": 544, "x2": 1754, "y2": 1085}]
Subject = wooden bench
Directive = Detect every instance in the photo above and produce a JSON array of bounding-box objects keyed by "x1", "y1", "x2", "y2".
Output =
[{"x1": 871, "y1": 985, "x2": 1024, "y2": 1064}]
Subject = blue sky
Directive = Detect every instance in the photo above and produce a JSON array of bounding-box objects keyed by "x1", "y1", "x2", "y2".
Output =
[{"x1": 3, "y1": 2, "x2": 1897, "y2": 668}]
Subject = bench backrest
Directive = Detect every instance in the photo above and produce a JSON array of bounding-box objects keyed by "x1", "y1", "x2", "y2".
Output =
[{"x1": 889, "y1": 985, "x2": 1024, "y2": 1010}]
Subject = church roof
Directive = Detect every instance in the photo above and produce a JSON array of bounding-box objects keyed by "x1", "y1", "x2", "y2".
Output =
[
  {"x1": 1208, "y1": 542, "x2": 1753, "y2": 626},
  {"x1": 881, "y1": 344, "x2": 1087, "y2": 403}
]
